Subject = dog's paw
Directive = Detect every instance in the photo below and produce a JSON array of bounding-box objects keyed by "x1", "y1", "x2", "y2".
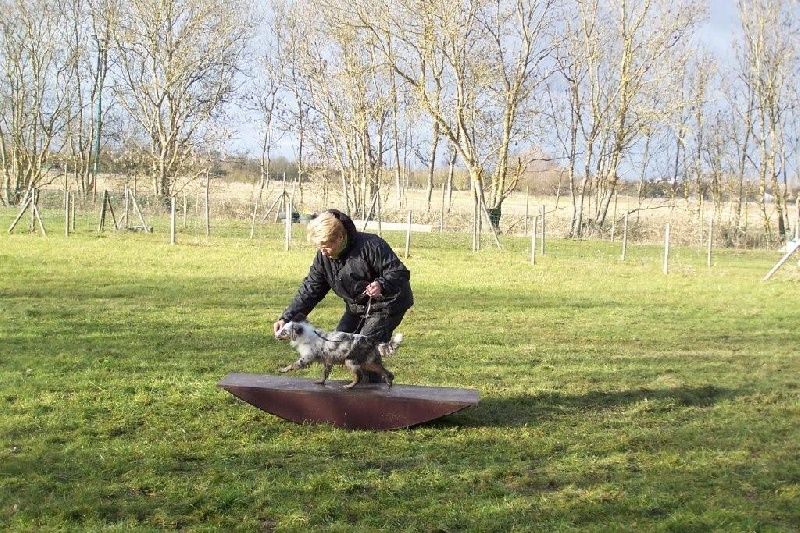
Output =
[{"x1": 278, "y1": 365, "x2": 291, "y2": 373}]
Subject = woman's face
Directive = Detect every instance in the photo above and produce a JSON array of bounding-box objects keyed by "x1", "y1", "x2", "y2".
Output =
[{"x1": 318, "y1": 235, "x2": 343, "y2": 257}]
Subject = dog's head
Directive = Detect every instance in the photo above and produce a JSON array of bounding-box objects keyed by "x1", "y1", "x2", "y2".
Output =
[{"x1": 275, "y1": 314, "x2": 309, "y2": 341}]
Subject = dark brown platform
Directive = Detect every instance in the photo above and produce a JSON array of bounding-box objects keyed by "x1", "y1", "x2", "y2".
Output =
[{"x1": 218, "y1": 373, "x2": 480, "y2": 430}]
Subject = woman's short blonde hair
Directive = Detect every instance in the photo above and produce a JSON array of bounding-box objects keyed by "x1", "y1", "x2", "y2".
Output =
[{"x1": 307, "y1": 211, "x2": 345, "y2": 246}]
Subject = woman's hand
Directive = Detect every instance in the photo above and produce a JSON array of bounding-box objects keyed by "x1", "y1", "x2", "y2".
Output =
[{"x1": 364, "y1": 280, "x2": 382, "y2": 298}]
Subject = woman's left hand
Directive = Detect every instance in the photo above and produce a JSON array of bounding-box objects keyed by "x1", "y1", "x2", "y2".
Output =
[{"x1": 364, "y1": 280, "x2": 382, "y2": 298}]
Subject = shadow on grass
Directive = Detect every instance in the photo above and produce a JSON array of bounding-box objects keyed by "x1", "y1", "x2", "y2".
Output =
[{"x1": 438, "y1": 385, "x2": 736, "y2": 428}]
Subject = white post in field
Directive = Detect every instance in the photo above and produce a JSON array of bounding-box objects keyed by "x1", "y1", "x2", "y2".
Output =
[
  {"x1": 663, "y1": 223, "x2": 671, "y2": 274},
  {"x1": 404, "y1": 211, "x2": 412, "y2": 259},
  {"x1": 284, "y1": 193, "x2": 292, "y2": 251},
  {"x1": 170, "y1": 197, "x2": 176, "y2": 245}
]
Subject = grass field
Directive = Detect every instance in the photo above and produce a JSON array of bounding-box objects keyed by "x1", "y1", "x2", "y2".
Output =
[{"x1": 1, "y1": 211, "x2": 799, "y2": 531}]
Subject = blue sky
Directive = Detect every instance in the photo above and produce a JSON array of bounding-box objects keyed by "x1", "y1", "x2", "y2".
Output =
[{"x1": 704, "y1": 0, "x2": 739, "y2": 57}]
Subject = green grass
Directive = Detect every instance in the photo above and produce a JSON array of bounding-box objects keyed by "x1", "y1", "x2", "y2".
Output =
[{"x1": 1, "y1": 210, "x2": 799, "y2": 531}]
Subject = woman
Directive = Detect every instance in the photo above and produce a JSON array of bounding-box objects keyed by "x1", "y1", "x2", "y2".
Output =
[{"x1": 273, "y1": 210, "x2": 413, "y2": 379}]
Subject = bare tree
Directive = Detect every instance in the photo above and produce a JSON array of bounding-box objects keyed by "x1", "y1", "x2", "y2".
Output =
[
  {"x1": 703, "y1": 108, "x2": 733, "y2": 225},
  {"x1": 274, "y1": 0, "x2": 395, "y2": 216},
  {"x1": 719, "y1": 52, "x2": 757, "y2": 243},
  {"x1": 110, "y1": 0, "x2": 254, "y2": 203},
  {"x1": 0, "y1": 0, "x2": 76, "y2": 204},
  {"x1": 269, "y1": 0, "x2": 312, "y2": 207},
  {"x1": 59, "y1": 0, "x2": 115, "y2": 198},
  {"x1": 550, "y1": 0, "x2": 598, "y2": 236},
  {"x1": 553, "y1": 0, "x2": 706, "y2": 236},
  {"x1": 244, "y1": 3, "x2": 289, "y2": 236},
  {"x1": 670, "y1": 50, "x2": 717, "y2": 222},
  {"x1": 734, "y1": 0, "x2": 798, "y2": 241},
  {"x1": 360, "y1": 0, "x2": 558, "y2": 231},
  {"x1": 389, "y1": 66, "x2": 408, "y2": 206}
]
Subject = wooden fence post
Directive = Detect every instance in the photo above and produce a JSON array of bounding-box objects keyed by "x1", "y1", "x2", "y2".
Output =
[
  {"x1": 170, "y1": 196, "x2": 176, "y2": 245},
  {"x1": 540, "y1": 205, "x2": 546, "y2": 256},
  {"x1": 524, "y1": 187, "x2": 530, "y2": 236},
  {"x1": 205, "y1": 171, "x2": 211, "y2": 237},
  {"x1": 404, "y1": 211, "x2": 412, "y2": 259},
  {"x1": 98, "y1": 190, "x2": 116, "y2": 232},
  {"x1": 284, "y1": 192, "x2": 292, "y2": 251},
  {"x1": 64, "y1": 189, "x2": 70, "y2": 237},
  {"x1": 707, "y1": 218, "x2": 714, "y2": 267},
  {"x1": 439, "y1": 182, "x2": 445, "y2": 233},
  {"x1": 70, "y1": 192, "x2": 76, "y2": 231},
  {"x1": 472, "y1": 200, "x2": 479, "y2": 252},
  {"x1": 621, "y1": 213, "x2": 629, "y2": 261}
]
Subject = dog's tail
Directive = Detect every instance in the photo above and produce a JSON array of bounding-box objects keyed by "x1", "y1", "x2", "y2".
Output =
[{"x1": 378, "y1": 333, "x2": 403, "y2": 357}]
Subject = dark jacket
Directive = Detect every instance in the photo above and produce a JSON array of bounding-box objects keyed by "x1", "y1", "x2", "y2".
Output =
[{"x1": 280, "y1": 210, "x2": 413, "y2": 321}]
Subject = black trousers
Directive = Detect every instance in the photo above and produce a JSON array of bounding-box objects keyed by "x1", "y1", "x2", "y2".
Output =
[
  {"x1": 336, "y1": 309, "x2": 407, "y2": 382},
  {"x1": 335, "y1": 309, "x2": 406, "y2": 342}
]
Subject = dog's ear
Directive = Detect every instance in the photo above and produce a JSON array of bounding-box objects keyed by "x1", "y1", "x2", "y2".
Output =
[{"x1": 290, "y1": 323, "x2": 301, "y2": 341}]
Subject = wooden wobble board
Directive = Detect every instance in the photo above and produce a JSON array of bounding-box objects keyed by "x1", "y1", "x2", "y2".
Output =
[{"x1": 218, "y1": 373, "x2": 480, "y2": 430}]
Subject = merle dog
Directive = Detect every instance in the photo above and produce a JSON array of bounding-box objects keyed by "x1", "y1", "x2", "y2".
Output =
[{"x1": 274, "y1": 316, "x2": 401, "y2": 388}]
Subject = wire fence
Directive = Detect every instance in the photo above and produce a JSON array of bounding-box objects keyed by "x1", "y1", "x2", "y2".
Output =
[{"x1": 7, "y1": 178, "x2": 799, "y2": 251}]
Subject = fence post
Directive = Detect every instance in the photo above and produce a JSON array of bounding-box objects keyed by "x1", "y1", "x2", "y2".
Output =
[
  {"x1": 795, "y1": 197, "x2": 799, "y2": 240},
  {"x1": 439, "y1": 182, "x2": 445, "y2": 233},
  {"x1": 205, "y1": 171, "x2": 211, "y2": 237},
  {"x1": 472, "y1": 200, "x2": 479, "y2": 252},
  {"x1": 540, "y1": 205, "x2": 546, "y2": 256},
  {"x1": 170, "y1": 197, "x2": 176, "y2": 245},
  {"x1": 707, "y1": 217, "x2": 713, "y2": 267},
  {"x1": 64, "y1": 189, "x2": 70, "y2": 237},
  {"x1": 663, "y1": 223, "x2": 671, "y2": 275},
  {"x1": 284, "y1": 193, "x2": 292, "y2": 251},
  {"x1": 404, "y1": 211, "x2": 412, "y2": 259},
  {"x1": 621, "y1": 213, "x2": 629, "y2": 262},
  {"x1": 524, "y1": 187, "x2": 530, "y2": 236},
  {"x1": 71, "y1": 192, "x2": 76, "y2": 231}
]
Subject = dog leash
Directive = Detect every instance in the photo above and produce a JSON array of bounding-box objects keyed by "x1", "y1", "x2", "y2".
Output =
[
  {"x1": 306, "y1": 293, "x2": 372, "y2": 342},
  {"x1": 358, "y1": 296, "x2": 373, "y2": 331},
  {"x1": 315, "y1": 296, "x2": 373, "y2": 343}
]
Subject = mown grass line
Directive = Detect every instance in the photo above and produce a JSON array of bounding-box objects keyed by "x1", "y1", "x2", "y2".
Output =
[{"x1": 1, "y1": 215, "x2": 798, "y2": 531}]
